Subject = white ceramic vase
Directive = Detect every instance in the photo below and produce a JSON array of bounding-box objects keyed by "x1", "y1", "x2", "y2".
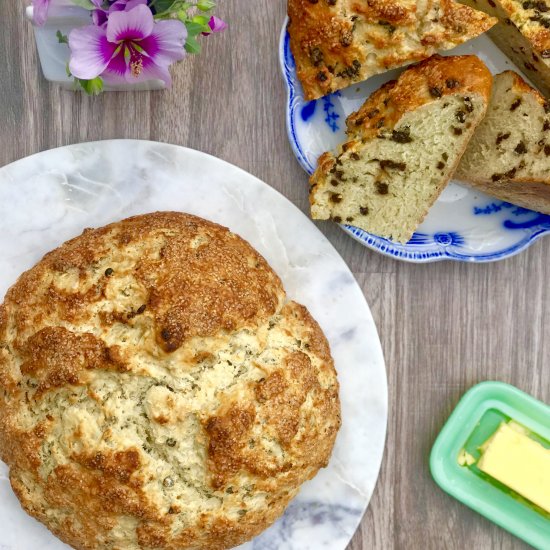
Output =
[{"x1": 26, "y1": 2, "x2": 166, "y2": 91}]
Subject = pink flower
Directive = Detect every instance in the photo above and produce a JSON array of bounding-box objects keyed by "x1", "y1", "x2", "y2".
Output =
[
  {"x1": 208, "y1": 15, "x2": 227, "y2": 33},
  {"x1": 69, "y1": 4, "x2": 186, "y2": 86},
  {"x1": 92, "y1": 9, "x2": 109, "y2": 27},
  {"x1": 32, "y1": 0, "x2": 51, "y2": 26}
]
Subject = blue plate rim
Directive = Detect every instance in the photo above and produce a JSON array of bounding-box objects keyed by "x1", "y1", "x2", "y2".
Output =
[{"x1": 278, "y1": 21, "x2": 550, "y2": 264}]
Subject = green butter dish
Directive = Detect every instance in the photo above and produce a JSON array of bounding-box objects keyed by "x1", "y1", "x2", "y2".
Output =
[{"x1": 430, "y1": 381, "x2": 550, "y2": 550}]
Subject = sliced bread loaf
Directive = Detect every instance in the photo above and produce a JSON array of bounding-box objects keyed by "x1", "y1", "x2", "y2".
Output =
[
  {"x1": 456, "y1": 70, "x2": 550, "y2": 214},
  {"x1": 287, "y1": 0, "x2": 496, "y2": 100},
  {"x1": 460, "y1": 0, "x2": 550, "y2": 97},
  {"x1": 309, "y1": 55, "x2": 492, "y2": 243}
]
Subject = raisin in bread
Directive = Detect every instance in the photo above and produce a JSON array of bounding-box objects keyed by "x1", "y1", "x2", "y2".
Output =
[
  {"x1": 309, "y1": 55, "x2": 492, "y2": 243},
  {"x1": 456, "y1": 71, "x2": 550, "y2": 213},
  {"x1": 461, "y1": 0, "x2": 550, "y2": 96},
  {"x1": 287, "y1": 0, "x2": 496, "y2": 100}
]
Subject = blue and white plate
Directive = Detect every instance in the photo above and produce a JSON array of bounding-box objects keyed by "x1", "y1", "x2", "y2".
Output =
[{"x1": 279, "y1": 23, "x2": 550, "y2": 263}]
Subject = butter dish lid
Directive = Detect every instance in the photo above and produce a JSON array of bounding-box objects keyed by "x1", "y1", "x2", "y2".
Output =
[{"x1": 430, "y1": 381, "x2": 550, "y2": 550}]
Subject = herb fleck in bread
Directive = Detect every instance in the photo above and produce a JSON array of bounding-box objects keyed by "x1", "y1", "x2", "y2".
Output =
[
  {"x1": 309, "y1": 55, "x2": 493, "y2": 243},
  {"x1": 0, "y1": 212, "x2": 341, "y2": 550},
  {"x1": 287, "y1": 0, "x2": 496, "y2": 100},
  {"x1": 456, "y1": 71, "x2": 550, "y2": 214},
  {"x1": 461, "y1": 0, "x2": 550, "y2": 97}
]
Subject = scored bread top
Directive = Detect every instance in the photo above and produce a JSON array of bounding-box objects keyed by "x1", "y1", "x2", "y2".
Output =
[
  {"x1": 287, "y1": 0, "x2": 496, "y2": 100},
  {"x1": 345, "y1": 54, "x2": 493, "y2": 142},
  {"x1": 3, "y1": 211, "x2": 285, "y2": 355},
  {"x1": 0, "y1": 212, "x2": 341, "y2": 550}
]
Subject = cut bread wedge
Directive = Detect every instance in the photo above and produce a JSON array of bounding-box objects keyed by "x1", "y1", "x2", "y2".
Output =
[
  {"x1": 287, "y1": 0, "x2": 496, "y2": 100},
  {"x1": 460, "y1": 0, "x2": 550, "y2": 97},
  {"x1": 456, "y1": 70, "x2": 550, "y2": 214},
  {"x1": 309, "y1": 55, "x2": 493, "y2": 244}
]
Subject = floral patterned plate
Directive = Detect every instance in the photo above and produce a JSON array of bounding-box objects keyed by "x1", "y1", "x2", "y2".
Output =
[{"x1": 279, "y1": 22, "x2": 550, "y2": 263}]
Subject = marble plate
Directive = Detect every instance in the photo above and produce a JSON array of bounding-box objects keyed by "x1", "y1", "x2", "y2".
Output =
[
  {"x1": 0, "y1": 141, "x2": 388, "y2": 550},
  {"x1": 280, "y1": 24, "x2": 550, "y2": 263}
]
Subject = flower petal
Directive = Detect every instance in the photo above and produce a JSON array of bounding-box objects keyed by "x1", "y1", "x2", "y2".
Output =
[
  {"x1": 115, "y1": 51, "x2": 172, "y2": 87},
  {"x1": 139, "y1": 20, "x2": 187, "y2": 69},
  {"x1": 124, "y1": 0, "x2": 148, "y2": 10},
  {"x1": 68, "y1": 25, "x2": 117, "y2": 80},
  {"x1": 100, "y1": 44, "x2": 170, "y2": 86},
  {"x1": 102, "y1": 47, "x2": 130, "y2": 83},
  {"x1": 109, "y1": 0, "x2": 148, "y2": 11},
  {"x1": 140, "y1": 62, "x2": 172, "y2": 87},
  {"x1": 208, "y1": 16, "x2": 227, "y2": 33},
  {"x1": 106, "y1": 4, "x2": 154, "y2": 43},
  {"x1": 32, "y1": 0, "x2": 50, "y2": 26},
  {"x1": 92, "y1": 9, "x2": 108, "y2": 27}
]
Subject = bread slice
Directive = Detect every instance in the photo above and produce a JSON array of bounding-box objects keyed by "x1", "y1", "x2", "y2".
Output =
[
  {"x1": 456, "y1": 71, "x2": 550, "y2": 214},
  {"x1": 460, "y1": 0, "x2": 550, "y2": 97},
  {"x1": 287, "y1": 0, "x2": 496, "y2": 101},
  {"x1": 309, "y1": 55, "x2": 492, "y2": 243}
]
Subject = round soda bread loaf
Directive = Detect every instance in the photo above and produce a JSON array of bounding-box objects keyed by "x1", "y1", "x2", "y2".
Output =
[{"x1": 0, "y1": 212, "x2": 341, "y2": 550}]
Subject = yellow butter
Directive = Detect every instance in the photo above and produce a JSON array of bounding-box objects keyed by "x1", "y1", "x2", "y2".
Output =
[
  {"x1": 478, "y1": 422, "x2": 550, "y2": 514},
  {"x1": 457, "y1": 449, "x2": 476, "y2": 466}
]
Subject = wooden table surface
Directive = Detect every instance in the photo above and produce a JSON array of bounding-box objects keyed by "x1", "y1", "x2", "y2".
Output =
[{"x1": 2, "y1": 1, "x2": 548, "y2": 548}]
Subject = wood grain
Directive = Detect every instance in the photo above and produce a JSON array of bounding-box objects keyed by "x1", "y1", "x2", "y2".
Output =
[{"x1": 1, "y1": 1, "x2": 548, "y2": 548}]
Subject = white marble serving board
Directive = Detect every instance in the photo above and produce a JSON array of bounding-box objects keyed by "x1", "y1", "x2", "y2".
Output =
[{"x1": 0, "y1": 141, "x2": 388, "y2": 550}]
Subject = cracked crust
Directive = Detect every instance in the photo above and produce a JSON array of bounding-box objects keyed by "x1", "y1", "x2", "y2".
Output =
[
  {"x1": 0, "y1": 212, "x2": 341, "y2": 550},
  {"x1": 287, "y1": 0, "x2": 496, "y2": 100}
]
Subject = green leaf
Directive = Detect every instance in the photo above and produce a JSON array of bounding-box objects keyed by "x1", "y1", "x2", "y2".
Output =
[
  {"x1": 71, "y1": 0, "x2": 96, "y2": 10},
  {"x1": 76, "y1": 77, "x2": 104, "y2": 95},
  {"x1": 197, "y1": 0, "x2": 216, "y2": 11},
  {"x1": 152, "y1": 0, "x2": 179, "y2": 12},
  {"x1": 185, "y1": 20, "x2": 209, "y2": 36},
  {"x1": 185, "y1": 34, "x2": 202, "y2": 54},
  {"x1": 191, "y1": 15, "x2": 209, "y2": 26},
  {"x1": 56, "y1": 30, "x2": 69, "y2": 44},
  {"x1": 66, "y1": 63, "x2": 72, "y2": 77}
]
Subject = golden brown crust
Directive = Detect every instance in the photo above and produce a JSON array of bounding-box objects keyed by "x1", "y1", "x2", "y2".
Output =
[
  {"x1": 504, "y1": 68, "x2": 548, "y2": 105},
  {"x1": 6, "y1": 211, "x2": 283, "y2": 354},
  {"x1": 0, "y1": 212, "x2": 341, "y2": 550},
  {"x1": 287, "y1": 0, "x2": 496, "y2": 100},
  {"x1": 18, "y1": 327, "x2": 128, "y2": 395},
  {"x1": 346, "y1": 55, "x2": 493, "y2": 140}
]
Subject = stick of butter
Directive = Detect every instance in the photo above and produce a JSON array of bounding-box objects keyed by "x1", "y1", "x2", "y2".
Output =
[{"x1": 478, "y1": 422, "x2": 550, "y2": 514}]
